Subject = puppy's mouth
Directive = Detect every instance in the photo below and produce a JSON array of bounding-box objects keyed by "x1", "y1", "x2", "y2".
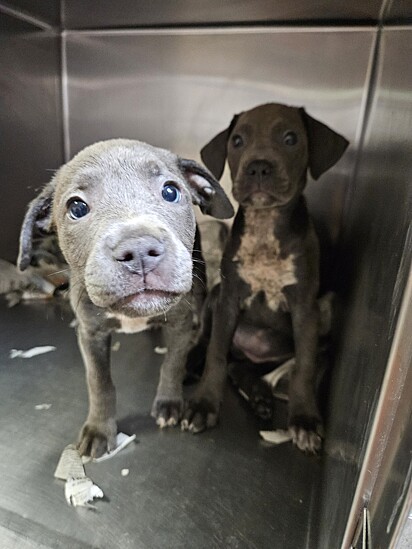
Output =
[
  {"x1": 238, "y1": 191, "x2": 278, "y2": 209},
  {"x1": 110, "y1": 288, "x2": 181, "y2": 316},
  {"x1": 235, "y1": 177, "x2": 292, "y2": 209}
]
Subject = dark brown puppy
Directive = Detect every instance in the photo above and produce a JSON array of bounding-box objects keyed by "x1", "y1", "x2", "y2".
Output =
[{"x1": 182, "y1": 103, "x2": 348, "y2": 452}]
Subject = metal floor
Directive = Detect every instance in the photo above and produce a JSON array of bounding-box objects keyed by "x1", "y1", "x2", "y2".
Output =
[{"x1": 0, "y1": 299, "x2": 320, "y2": 549}]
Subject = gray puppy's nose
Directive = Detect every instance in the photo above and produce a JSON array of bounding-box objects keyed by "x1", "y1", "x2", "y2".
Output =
[
  {"x1": 113, "y1": 236, "x2": 165, "y2": 275},
  {"x1": 246, "y1": 160, "x2": 274, "y2": 179}
]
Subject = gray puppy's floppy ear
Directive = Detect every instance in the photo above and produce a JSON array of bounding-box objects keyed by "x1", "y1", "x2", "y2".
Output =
[
  {"x1": 200, "y1": 114, "x2": 240, "y2": 180},
  {"x1": 178, "y1": 158, "x2": 234, "y2": 220},
  {"x1": 300, "y1": 108, "x2": 349, "y2": 180},
  {"x1": 18, "y1": 180, "x2": 56, "y2": 271}
]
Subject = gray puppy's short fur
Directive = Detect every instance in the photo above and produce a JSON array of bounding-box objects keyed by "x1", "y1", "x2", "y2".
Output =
[
  {"x1": 18, "y1": 139, "x2": 233, "y2": 458},
  {"x1": 182, "y1": 103, "x2": 349, "y2": 453}
]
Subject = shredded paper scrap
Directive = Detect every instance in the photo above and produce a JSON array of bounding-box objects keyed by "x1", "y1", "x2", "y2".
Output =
[{"x1": 54, "y1": 433, "x2": 136, "y2": 508}]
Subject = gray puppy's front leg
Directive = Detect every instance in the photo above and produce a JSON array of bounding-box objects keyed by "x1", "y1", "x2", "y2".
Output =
[
  {"x1": 76, "y1": 319, "x2": 117, "y2": 458},
  {"x1": 151, "y1": 300, "x2": 193, "y2": 427}
]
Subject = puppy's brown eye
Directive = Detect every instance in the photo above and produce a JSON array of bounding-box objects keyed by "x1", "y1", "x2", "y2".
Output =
[
  {"x1": 283, "y1": 131, "x2": 298, "y2": 146},
  {"x1": 232, "y1": 134, "x2": 244, "y2": 148}
]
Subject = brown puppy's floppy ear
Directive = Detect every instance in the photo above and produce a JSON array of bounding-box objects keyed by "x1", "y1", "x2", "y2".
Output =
[
  {"x1": 18, "y1": 180, "x2": 56, "y2": 271},
  {"x1": 200, "y1": 114, "x2": 240, "y2": 180},
  {"x1": 179, "y1": 158, "x2": 234, "y2": 220},
  {"x1": 300, "y1": 108, "x2": 349, "y2": 180}
]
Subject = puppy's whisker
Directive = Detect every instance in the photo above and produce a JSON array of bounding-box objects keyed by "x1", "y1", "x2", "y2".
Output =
[
  {"x1": 47, "y1": 268, "x2": 70, "y2": 277},
  {"x1": 192, "y1": 258, "x2": 206, "y2": 265},
  {"x1": 192, "y1": 273, "x2": 207, "y2": 291}
]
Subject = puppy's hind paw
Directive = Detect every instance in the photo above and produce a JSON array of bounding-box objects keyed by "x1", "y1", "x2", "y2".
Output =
[
  {"x1": 151, "y1": 396, "x2": 183, "y2": 428},
  {"x1": 77, "y1": 418, "x2": 117, "y2": 459},
  {"x1": 289, "y1": 415, "x2": 324, "y2": 454},
  {"x1": 181, "y1": 397, "x2": 219, "y2": 433}
]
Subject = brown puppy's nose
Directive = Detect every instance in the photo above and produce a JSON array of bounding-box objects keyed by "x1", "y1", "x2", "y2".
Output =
[
  {"x1": 113, "y1": 236, "x2": 165, "y2": 275},
  {"x1": 246, "y1": 160, "x2": 274, "y2": 179}
]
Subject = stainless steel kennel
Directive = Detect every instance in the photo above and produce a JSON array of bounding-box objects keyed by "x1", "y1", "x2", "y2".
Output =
[{"x1": 0, "y1": 2, "x2": 411, "y2": 548}]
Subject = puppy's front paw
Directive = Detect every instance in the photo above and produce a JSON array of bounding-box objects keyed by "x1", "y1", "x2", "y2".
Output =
[
  {"x1": 151, "y1": 396, "x2": 183, "y2": 428},
  {"x1": 77, "y1": 418, "x2": 117, "y2": 458},
  {"x1": 181, "y1": 395, "x2": 220, "y2": 433},
  {"x1": 288, "y1": 414, "x2": 324, "y2": 454}
]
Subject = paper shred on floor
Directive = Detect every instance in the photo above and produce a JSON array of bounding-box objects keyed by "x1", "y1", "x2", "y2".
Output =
[
  {"x1": 54, "y1": 444, "x2": 86, "y2": 481},
  {"x1": 90, "y1": 432, "x2": 137, "y2": 463},
  {"x1": 35, "y1": 403, "x2": 52, "y2": 410},
  {"x1": 154, "y1": 346, "x2": 168, "y2": 354},
  {"x1": 10, "y1": 345, "x2": 56, "y2": 359},
  {"x1": 65, "y1": 476, "x2": 104, "y2": 508},
  {"x1": 55, "y1": 433, "x2": 136, "y2": 508},
  {"x1": 262, "y1": 358, "x2": 293, "y2": 389},
  {"x1": 55, "y1": 445, "x2": 104, "y2": 509},
  {"x1": 259, "y1": 429, "x2": 293, "y2": 445}
]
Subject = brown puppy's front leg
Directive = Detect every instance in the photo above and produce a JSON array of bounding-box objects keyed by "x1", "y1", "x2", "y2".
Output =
[
  {"x1": 151, "y1": 301, "x2": 193, "y2": 427},
  {"x1": 77, "y1": 321, "x2": 117, "y2": 458},
  {"x1": 182, "y1": 286, "x2": 241, "y2": 433},
  {"x1": 288, "y1": 297, "x2": 323, "y2": 453}
]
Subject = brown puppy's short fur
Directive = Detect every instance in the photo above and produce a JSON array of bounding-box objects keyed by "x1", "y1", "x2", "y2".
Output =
[{"x1": 182, "y1": 103, "x2": 348, "y2": 453}]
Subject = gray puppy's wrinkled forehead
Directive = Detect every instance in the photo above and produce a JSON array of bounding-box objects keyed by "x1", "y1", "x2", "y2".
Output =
[{"x1": 58, "y1": 139, "x2": 180, "y2": 186}]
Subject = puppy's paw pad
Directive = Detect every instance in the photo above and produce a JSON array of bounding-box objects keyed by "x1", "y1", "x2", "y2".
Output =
[
  {"x1": 289, "y1": 415, "x2": 323, "y2": 454},
  {"x1": 151, "y1": 396, "x2": 183, "y2": 429},
  {"x1": 182, "y1": 398, "x2": 219, "y2": 434}
]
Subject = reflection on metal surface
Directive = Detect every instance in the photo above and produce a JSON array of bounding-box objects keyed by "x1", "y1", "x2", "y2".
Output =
[
  {"x1": 317, "y1": 27, "x2": 412, "y2": 549},
  {"x1": 385, "y1": 0, "x2": 412, "y2": 22},
  {"x1": 0, "y1": 2, "x2": 54, "y2": 30},
  {"x1": 62, "y1": 0, "x2": 384, "y2": 29},
  {"x1": 0, "y1": 13, "x2": 63, "y2": 262},
  {"x1": 0, "y1": 0, "x2": 60, "y2": 27}
]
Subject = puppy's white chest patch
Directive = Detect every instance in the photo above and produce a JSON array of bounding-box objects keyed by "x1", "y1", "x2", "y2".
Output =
[
  {"x1": 105, "y1": 312, "x2": 150, "y2": 334},
  {"x1": 234, "y1": 208, "x2": 297, "y2": 311}
]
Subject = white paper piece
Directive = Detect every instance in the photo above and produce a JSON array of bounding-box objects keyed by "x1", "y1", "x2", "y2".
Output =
[
  {"x1": 65, "y1": 476, "x2": 104, "y2": 508},
  {"x1": 121, "y1": 468, "x2": 129, "y2": 477},
  {"x1": 238, "y1": 388, "x2": 250, "y2": 402},
  {"x1": 54, "y1": 444, "x2": 86, "y2": 481},
  {"x1": 262, "y1": 358, "x2": 294, "y2": 389},
  {"x1": 35, "y1": 403, "x2": 52, "y2": 410},
  {"x1": 111, "y1": 341, "x2": 121, "y2": 352},
  {"x1": 10, "y1": 346, "x2": 56, "y2": 359},
  {"x1": 90, "y1": 432, "x2": 137, "y2": 463},
  {"x1": 154, "y1": 346, "x2": 168, "y2": 355},
  {"x1": 260, "y1": 429, "x2": 292, "y2": 445}
]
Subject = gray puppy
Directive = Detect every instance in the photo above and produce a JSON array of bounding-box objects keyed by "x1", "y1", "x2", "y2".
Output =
[
  {"x1": 182, "y1": 103, "x2": 349, "y2": 453},
  {"x1": 18, "y1": 139, "x2": 233, "y2": 458}
]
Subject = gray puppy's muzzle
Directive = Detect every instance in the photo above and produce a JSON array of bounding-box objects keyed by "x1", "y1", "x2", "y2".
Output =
[{"x1": 110, "y1": 234, "x2": 166, "y2": 276}]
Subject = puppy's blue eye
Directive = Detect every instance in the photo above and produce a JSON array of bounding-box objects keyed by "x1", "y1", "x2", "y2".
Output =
[
  {"x1": 67, "y1": 199, "x2": 89, "y2": 219},
  {"x1": 162, "y1": 182, "x2": 181, "y2": 203}
]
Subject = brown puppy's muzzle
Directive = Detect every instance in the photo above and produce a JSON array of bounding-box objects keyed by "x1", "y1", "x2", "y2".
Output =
[{"x1": 234, "y1": 158, "x2": 290, "y2": 208}]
